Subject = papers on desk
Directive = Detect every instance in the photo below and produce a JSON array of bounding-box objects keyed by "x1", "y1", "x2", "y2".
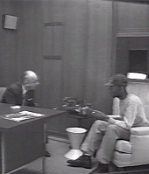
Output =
[{"x1": 0, "y1": 111, "x2": 45, "y2": 122}]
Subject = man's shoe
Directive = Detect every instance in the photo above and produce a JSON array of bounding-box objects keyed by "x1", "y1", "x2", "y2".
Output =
[
  {"x1": 67, "y1": 154, "x2": 91, "y2": 169},
  {"x1": 45, "y1": 151, "x2": 51, "y2": 157},
  {"x1": 88, "y1": 163, "x2": 108, "y2": 174}
]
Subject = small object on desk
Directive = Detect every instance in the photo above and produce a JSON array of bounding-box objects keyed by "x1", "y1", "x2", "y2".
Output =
[{"x1": 10, "y1": 105, "x2": 21, "y2": 113}]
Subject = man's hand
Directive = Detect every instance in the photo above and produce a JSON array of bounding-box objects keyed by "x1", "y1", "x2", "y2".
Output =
[{"x1": 91, "y1": 110, "x2": 109, "y2": 121}]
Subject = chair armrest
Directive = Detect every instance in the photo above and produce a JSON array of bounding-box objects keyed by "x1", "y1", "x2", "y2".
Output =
[{"x1": 130, "y1": 127, "x2": 149, "y2": 136}]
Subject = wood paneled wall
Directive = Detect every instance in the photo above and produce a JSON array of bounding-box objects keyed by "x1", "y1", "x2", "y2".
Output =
[
  {"x1": 41, "y1": 0, "x2": 113, "y2": 113},
  {"x1": 84, "y1": 0, "x2": 112, "y2": 113},
  {"x1": 0, "y1": 0, "x2": 19, "y2": 84}
]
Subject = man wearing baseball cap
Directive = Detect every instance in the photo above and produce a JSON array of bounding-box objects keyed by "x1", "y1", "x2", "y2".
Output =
[{"x1": 67, "y1": 74, "x2": 149, "y2": 173}]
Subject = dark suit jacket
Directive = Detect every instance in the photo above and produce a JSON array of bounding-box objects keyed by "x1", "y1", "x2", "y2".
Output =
[{"x1": 1, "y1": 82, "x2": 35, "y2": 107}]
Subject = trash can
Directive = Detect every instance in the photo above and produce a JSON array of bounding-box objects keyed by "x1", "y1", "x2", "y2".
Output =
[{"x1": 65, "y1": 127, "x2": 87, "y2": 160}]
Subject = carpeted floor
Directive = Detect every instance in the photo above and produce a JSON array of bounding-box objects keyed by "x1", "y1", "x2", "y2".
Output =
[
  {"x1": 13, "y1": 136, "x2": 96, "y2": 174},
  {"x1": 13, "y1": 136, "x2": 149, "y2": 174}
]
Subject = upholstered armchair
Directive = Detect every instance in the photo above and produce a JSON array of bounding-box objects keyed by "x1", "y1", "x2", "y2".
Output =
[
  {"x1": 111, "y1": 105, "x2": 149, "y2": 171},
  {"x1": 111, "y1": 80, "x2": 149, "y2": 171}
]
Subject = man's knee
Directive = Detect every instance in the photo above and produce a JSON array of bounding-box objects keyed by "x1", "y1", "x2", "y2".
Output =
[
  {"x1": 92, "y1": 120, "x2": 106, "y2": 127},
  {"x1": 107, "y1": 124, "x2": 130, "y2": 140},
  {"x1": 106, "y1": 124, "x2": 118, "y2": 134},
  {"x1": 91, "y1": 120, "x2": 108, "y2": 132}
]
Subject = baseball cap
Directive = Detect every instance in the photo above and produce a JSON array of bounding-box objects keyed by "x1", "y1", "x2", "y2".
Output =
[{"x1": 105, "y1": 74, "x2": 128, "y2": 86}]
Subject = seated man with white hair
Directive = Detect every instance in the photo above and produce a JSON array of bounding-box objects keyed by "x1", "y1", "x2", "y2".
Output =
[
  {"x1": 1, "y1": 70, "x2": 50, "y2": 157},
  {"x1": 1, "y1": 70, "x2": 39, "y2": 106}
]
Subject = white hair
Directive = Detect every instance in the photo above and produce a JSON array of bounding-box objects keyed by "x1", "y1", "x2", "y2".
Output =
[{"x1": 21, "y1": 70, "x2": 39, "y2": 85}]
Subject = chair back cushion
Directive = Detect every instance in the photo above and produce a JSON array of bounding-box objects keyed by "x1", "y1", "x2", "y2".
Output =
[{"x1": 0, "y1": 87, "x2": 6, "y2": 101}]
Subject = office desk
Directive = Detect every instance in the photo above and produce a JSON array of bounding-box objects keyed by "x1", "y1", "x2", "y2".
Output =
[{"x1": 0, "y1": 103, "x2": 64, "y2": 174}]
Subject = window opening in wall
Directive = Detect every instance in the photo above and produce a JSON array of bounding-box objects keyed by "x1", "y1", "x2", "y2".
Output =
[{"x1": 128, "y1": 50, "x2": 148, "y2": 77}]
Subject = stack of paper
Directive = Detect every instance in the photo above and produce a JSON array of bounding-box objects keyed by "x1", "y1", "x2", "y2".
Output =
[{"x1": 1, "y1": 111, "x2": 44, "y2": 122}]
